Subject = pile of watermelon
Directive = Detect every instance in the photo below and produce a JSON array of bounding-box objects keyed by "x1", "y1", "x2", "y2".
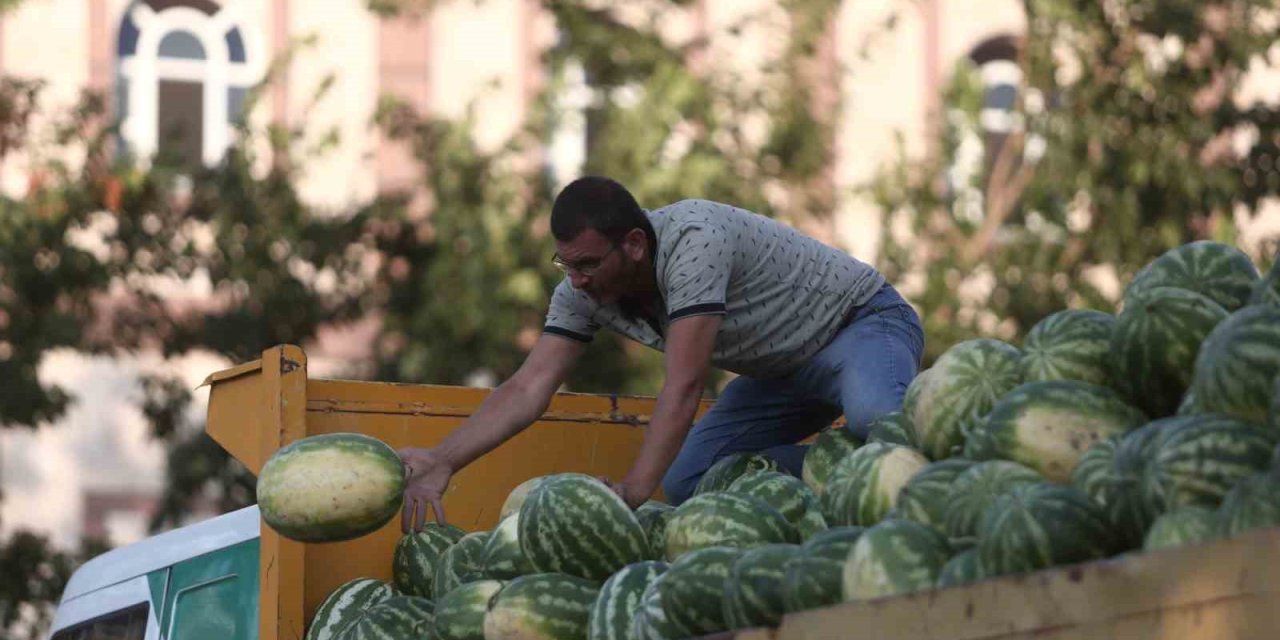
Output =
[{"x1": 287, "y1": 240, "x2": 1280, "y2": 639}]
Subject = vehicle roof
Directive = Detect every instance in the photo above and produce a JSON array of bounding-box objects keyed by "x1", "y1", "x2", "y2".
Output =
[{"x1": 60, "y1": 505, "x2": 260, "y2": 602}]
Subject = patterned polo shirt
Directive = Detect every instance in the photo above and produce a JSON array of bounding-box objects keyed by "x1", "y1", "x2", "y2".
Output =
[{"x1": 543, "y1": 199, "x2": 885, "y2": 379}]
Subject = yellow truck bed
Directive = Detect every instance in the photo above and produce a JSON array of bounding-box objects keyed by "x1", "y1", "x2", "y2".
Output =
[{"x1": 204, "y1": 345, "x2": 1280, "y2": 640}]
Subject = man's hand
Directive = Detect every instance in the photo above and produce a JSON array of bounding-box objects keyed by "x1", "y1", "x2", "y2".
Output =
[
  {"x1": 599, "y1": 476, "x2": 652, "y2": 510},
  {"x1": 399, "y1": 447, "x2": 453, "y2": 532}
]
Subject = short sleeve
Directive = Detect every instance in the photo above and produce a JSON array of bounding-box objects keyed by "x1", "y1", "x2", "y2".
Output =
[
  {"x1": 662, "y1": 221, "x2": 731, "y2": 321},
  {"x1": 543, "y1": 280, "x2": 599, "y2": 342}
]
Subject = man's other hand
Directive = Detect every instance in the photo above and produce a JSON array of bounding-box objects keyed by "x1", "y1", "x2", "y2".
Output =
[{"x1": 399, "y1": 447, "x2": 453, "y2": 532}]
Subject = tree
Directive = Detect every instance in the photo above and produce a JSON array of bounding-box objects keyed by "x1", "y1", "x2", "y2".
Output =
[{"x1": 871, "y1": 0, "x2": 1280, "y2": 363}]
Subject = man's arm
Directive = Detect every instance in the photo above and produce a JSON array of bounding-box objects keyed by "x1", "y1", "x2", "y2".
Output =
[
  {"x1": 617, "y1": 313, "x2": 722, "y2": 507},
  {"x1": 400, "y1": 332, "x2": 586, "y2": 530}
]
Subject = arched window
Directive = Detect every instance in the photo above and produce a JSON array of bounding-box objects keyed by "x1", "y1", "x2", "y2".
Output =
[{"x1": 116, "y1": 0, "x2": 264, "y2": 168}]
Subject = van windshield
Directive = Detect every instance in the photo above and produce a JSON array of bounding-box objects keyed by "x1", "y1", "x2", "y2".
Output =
[{"x1": 50, "y1": 602, "x2": 148, "y2": 640}]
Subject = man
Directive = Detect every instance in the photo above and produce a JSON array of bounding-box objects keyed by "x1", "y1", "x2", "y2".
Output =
[{"x1": 398, "y1": 176, "x2": 923, "y2": 531}]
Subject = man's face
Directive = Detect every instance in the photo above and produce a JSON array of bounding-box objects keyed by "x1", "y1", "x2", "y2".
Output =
[{"x1": 554, "y1": 228, "x2": 636, "y2": 304}]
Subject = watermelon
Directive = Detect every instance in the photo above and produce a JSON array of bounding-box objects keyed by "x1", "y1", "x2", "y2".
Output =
[
  {"x1": 519, "y1": 473, "x2": 648, "y2": 581},
  {"x1": 822, "y1": 442, "x2": 929, "y2": 527},
  {"x1": 306, "y1": 578, "x2": 398, "y2": 640},
  {"x1": 801, "y1": 427, "x2": 863, "y2": 495},
  {"x1": 841, "y1": 519, "x2": 951, "y2": 600},
  {"x1": 1189, "y1": 304, "x2": 1280, "y2": 425},
  {"x1": 1251, "y1": 255, "x2": 1279, "y2": 306},
  {"x1": 1020, "y1": 309, "x2": 1115, "y2": 386},
  {"x1": 435, "y1": 531, "x2": 492, "y2": 598},
  {"x1": 631, "y1": 575, "x2": 692, "y2": 640},
  {"x1": 727, "y1": 471, "x2": 827, "y2": 539},
  {"x1": 1144, "y1": 506, "x2": 1218, "y2": 551},
  {"x1": 392, "y1": 523, "x2": 465, "y2": 597},
  {"x1": 1216, "y1": 471, "x2": 1280, "y2": 538},
  {"x1": 976, "y1": 483, "x2": 1117, "y2": 577},
  {"x1": 936, "y1": 549, "x2": 985, "y2": 588},
  {"x1": 635, "y1": 501, "x2": 674, "y2": 560},
  {"x1": 903, "y1": 339, "x2": 1024, "y2": 459},
  {"x1": 1176, "y1": 389, "x2": 1203, "y2": 416},
  {"x1": 587, "y1": 561, "x2": 668, "y2": 640},
  {"x1": 892, "y1": 459, "x2": 978, "y2": 532},
  {"x1": 1097, "y1": 421, "x2": 1173, "y2": 548},
  {"x1": 1110, "y1": 286, "x2": 1229, "y2": 417},
  {"x1": 500, "y1": 477, "x2": 549, "y2": 521},
  {"x1": 1124, "y1": 240, "x2": 1259, "y2": 312},
  {"x1": 337, "y1": 595, "x2": 434, "y2": 640},
  {"x1": 434, "y1": 579, "x2": 504, "y2": 640},
  {"x1": 722, "y1": 544, "x2": 801, "y2": 630},
  {"x1": 663, "y1": 492, "x2": 798, "y2": 561},
  {"x1": 964, "y1": 380, "x2": 1147, "y2": 483},
  {"x1": 481, "y1": 514, "x2": 537, "y2": 580},
  {"x1": 484, "y1": 573, "x2": 600, "y2": 640},
  {"x1": 1071, "y1": 434, "x2": 1120, "y2": 508},
  {"x1": 257, "y1": 433, "x2": 405, "y2": 543},
  {"x1": 695, "y1": 453, "x2": 780, "y2": 495},
  {"x1": 866, "y1": 411, "x2": 918, "y2": 448},
  {"x1": 658, "y1": 546, "x2": 743, "y2": 635},
  {"x1": 942, "y1": 460, "x2": 1043, "y2": 546},
  {"x1": 1138, "y1": 414, "x2": 1277, "y2": 514},
  {"x1": 781, "y1": 526, "x2": 864, "y2": 613}
]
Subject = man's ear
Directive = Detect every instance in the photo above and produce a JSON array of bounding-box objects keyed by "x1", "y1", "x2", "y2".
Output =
[{"x1": 623, "y1": 227, "x2": 648, "y2": 260}]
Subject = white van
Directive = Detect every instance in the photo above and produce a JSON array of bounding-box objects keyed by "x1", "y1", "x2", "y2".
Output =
[{"x1": 48, "y1": 506, "x2": 261, "y2": 640}]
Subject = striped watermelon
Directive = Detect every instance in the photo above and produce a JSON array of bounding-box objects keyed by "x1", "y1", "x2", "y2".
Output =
[
  {"x1": 483, "y1": 573, "x2": 600, "y2": 640},
  {"x1": 1251, "y1": 256, "x2": 1279, "y2": 306},
  {"x1": 936, "y1": 548, "x2": 985, "y2": 587},
  {"x1": 695, "y1": 453, "x2": 780, "y2": 496},
  {"x1": 257, "y1": 433, "x2": 405, "y2": 543},
  {"x1": 435, "y1": 531, "x2": 492, "y2": 598},
  {"x1": 1020, "y1": 309, "x2": 1115, "y2": 386},
  {"x1": 801, "y1": 427, "x2": 863, "y2": 495},
  {"x1": 392, "y1": 523, "x2": 465, "y2": 597},
  {"x1": 780, "y1": 526, "x2": 864, "y2": 613},
  {"x1": 1138, "y1": 414, "x2": 1277, "y2": 514},
  {"x1": 904, "y1": 339, "x2": 1024, "y2": 459},
  {"x1": 481, "y1": 514, "x2": 537, "y2": 580},
  {"x1": 867, "y1": 411, "x2": 918, "y2": 448},
  {"x1": 727, "y1": 471, "x2": 827, "y2": 539},
  {"x1": 1070, "y1": 434, "x2": 1120, "y2": 508},
  {"x1": 1110, "y1": 286, "x2": 1228, "y2": 417},
  {"x1": 1216, "y1": 471, "x2": 1280, "y2": 538},
  {"x1": 1189, "y1": 304, "x2": 1280, "y2": 425},
  {"x1": 841, "y1": 519, "x2": 951, "y2": 600},
  {"x1": 1097, "y1": 421, "x2": 1172, "y2": 548},
  {"x1": 519, "y1": 473, "x2": 647, "y2": 581},
  {"x1": 822, "y1": 442, "x2": 929, "y2": 527},
  {"x1": 977, "y1": 483, "x2": 1116, "y2": 577},
  {"x1": 1124, "y1": 240, "x2": 1260, "y2": 312},
  {"x1": 434, "y1": 580, "x2": 504, "y2": 640},
  {"x1": 1144, "y1": 506, "x2": 1218, "y2": 551},
  {"x1": 663, "y1": 493, "x2": 799, "y2": 561},
  {"x1": 631, "y1": 575, "x2": 692, "y2": 640},
  {"x1": 587, "y1": 561, "x2": 667, "y2": 640},
  {"x1": 722, "y1": 544, "x2": 801, "y2": 630},
  {"x1": 338, "y1": 595, "x2": 434, "y2": 640},
  {"x1": 964, "y1": 380, "x2": 1147, "y2": 483},
  {"x1": 306, "y1": 578, "x2": 398, "y2": 640},
  {"x1": 1176, "y1": 389, "x2": 1203, "y2": 416},
  {"x1": 500, "y1": 477, "x2": 549, "y2": 521},
  {"x1": 892, "y1": 458, "x2": 979, "y2": 532},
  {"x1": 942, "y1": 460, "x2": 1043, "y2": 546},
  {"x1": 658, "y1": 546, "x2": 743, "y2": 635},
  {"x1": 635, "y1": 501, "x2": 674, "y2": 561}
]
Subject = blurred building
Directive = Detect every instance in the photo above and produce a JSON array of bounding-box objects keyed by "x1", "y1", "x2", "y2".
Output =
[{"x1": 1, "y1": 0, "x2": 1276, "y2": 547}]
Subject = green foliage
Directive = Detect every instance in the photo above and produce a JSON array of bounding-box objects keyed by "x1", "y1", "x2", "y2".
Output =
[{"x1": 872, "y1": 0, "x2": 1280, "y2": 364}]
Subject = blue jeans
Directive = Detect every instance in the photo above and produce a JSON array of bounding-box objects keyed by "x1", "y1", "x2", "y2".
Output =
[{"x1": 661, "y1": 283, "x2": 925, "y2": 505}]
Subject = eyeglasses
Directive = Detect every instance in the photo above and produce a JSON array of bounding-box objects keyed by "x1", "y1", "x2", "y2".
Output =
[{"x1": 552, "y1": 245, "x2": 618, "y2": 277}]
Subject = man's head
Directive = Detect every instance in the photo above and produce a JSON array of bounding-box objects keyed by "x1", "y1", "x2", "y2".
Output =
[{"x1": 550, "y1": 176, "x2": 656, "y2": 304}]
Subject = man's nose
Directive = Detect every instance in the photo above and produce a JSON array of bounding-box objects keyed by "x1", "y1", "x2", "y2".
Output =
[{"x1": 569, "y1": 271, "x2": 591, "y2": 289}]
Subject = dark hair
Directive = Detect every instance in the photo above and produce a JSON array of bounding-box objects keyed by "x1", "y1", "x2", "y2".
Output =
[{"x1": 551, "y1": 176, "x2": 656, "y2": 250}]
